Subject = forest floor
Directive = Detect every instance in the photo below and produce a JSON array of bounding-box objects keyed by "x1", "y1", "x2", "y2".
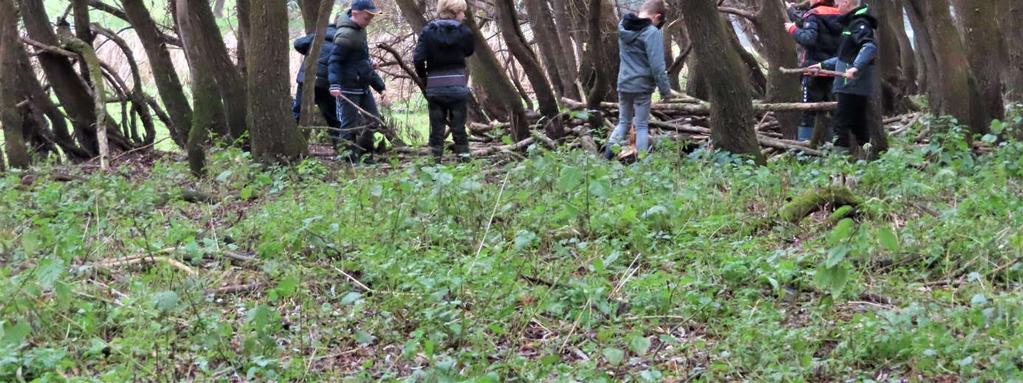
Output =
[{"x1": 2, "y1": 115, "x2": 1023, "y2": 381}]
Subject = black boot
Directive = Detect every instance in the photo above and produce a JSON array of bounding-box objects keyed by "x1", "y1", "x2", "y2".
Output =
[
  {"x1": 453, "y1": 144, "x2": 470, "y2": 163},
  {"x1": 431, "y1": 146, "x2": 444, "y2": 164}
]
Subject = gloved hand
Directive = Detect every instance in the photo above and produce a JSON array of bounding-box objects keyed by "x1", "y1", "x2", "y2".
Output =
[{"x1": 370, "y1": 74, "x2": 386, "y2": 94}]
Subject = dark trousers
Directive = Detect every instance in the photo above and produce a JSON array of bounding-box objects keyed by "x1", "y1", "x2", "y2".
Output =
[
  {"x1": 292, "y1": 83, "x2": 341, "y2": 130},
  {"x1": 335, "y1": 89, "x2": 379, "y2": 153},
  {"x1": 799, "y1": 76, "x2": 835, "y2": 139},
  {"x1": 427, "y1": 94, "x2": 469, "y2": 155},
  {"x1": 832, "y1": 93, "x2": 870, "y2": 148}
]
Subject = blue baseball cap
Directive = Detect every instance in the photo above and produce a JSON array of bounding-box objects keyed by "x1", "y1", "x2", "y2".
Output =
[{"x1": 351, "y1": 0, "x2": 382, "y2": 14}]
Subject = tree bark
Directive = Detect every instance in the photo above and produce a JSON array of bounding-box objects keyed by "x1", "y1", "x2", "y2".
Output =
[
  {"x1": 247, "y1": 0, "x2": 307, "y2": 163},
  {"x1": 19, "y1": 0, "x2": 100, "y2": 155},
  {"x1": 299, "y1": 0, "x2": 319, "y2": 34},
  {"x1": 889, "y1": 0, "x2": 917, "y2": 95},
  {"x1": 551, "y1": 0, "x2": 581, "y2": 97},
  {"x1": 187, "y1": 0, "x2": 248, "y2": 140},
  {"x1": 1, "y1": 0, "x2": 30, "y2": 168},
  {"x1": 905, "y1": 0, "x2": 980, "y2": 134},
  {"x1": 1000, "y1": 0, "x2": 1023, "y2": 101},
  {"x1": 903, "y1": 0, "x2": 930, "y2": 95},
  {"x1": 584, "y1": 0, "x2": 613, "y2": 131},
  {"x1": 462, "y1": 4, "x2": 530, "y2": 141},
  {"x1": 873, "y1": 0, "x2": 910, "y2": 115},
  {"x1": 953, "y1": 0, "x2": 1005, "y2": 130},
  {"x1": 747, "y1": 0, "x2": 801, "y2": 139},
  {"x1": 177, "y1": 0, "x2": 226, "y2": 175},
  {"x1": 525, "y1": 0, "x2": 572, "y2": 99},
  {"x1": 677, "y1": 0, "x2": 764, "y2": 163},
  {"x1": 496, "y1": 0, "x2": 563, "y2": 139},
  {"x1": 122, "y1": 0, "x2": 192, "y2": 147},
  {"x1": 299, "y1": 0, "x2": 334, "y2": 126}
]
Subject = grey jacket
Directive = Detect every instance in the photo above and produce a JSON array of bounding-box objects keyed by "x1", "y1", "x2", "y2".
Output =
[{"x1": 616, "y1": 13, "x2": 671, "y2": 97}]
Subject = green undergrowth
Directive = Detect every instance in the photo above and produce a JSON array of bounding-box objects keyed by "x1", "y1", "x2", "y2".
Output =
[{"x1": 2, "y1": 118, "x2": 1023, "y2": 382}]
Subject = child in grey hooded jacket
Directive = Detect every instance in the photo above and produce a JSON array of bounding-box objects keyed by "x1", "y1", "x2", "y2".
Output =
[{"x1": 606, "y1": 0, "x2": 673, "y2": 159}]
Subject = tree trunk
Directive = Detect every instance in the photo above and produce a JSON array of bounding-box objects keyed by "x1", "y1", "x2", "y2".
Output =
[
  {"x1": 19, "y1": 0, "x2": 100, "y2": 155},
  {"x1": 177, "y1": 0, "x2": 226, "y2": 175},
  {"x1": 890, "y1": 0, "x2": 917, "y2": 95},
  {"x1": 1, "y1": 0, "x2": 30, "y2": 168},
  {"x1": 1000, "y1": 0, "x2": 1023, "y2": 101},
  {"x1": 873, "y1": 0, "x2": 911, "y2": 115},
  {"x1": 905, "y1": 0, "x2": 980, "y2": 134},
  {"x1": 187, "y1": 0, "x2": 248, "y2": 140},
  {"x1": 299, "y1": 0, "x2": 319, "y2": 34},
  {"x1": 122, "y1": 0, "x2": 193, "y2": 147},
  {"x1": 524, "y1": 0, "x2": 569, "y2": 98},
  {"x1": 496, "y1": 0, "x2": 563, "y2": 139},
  {"x1": 677, "y1": 0, "x2": 764, "y2": 163},
  {"x1": 213, "y1": 0, "x2": 226, "y2": 17},
  {"x1": 237, "y1": 0, "x2": 250, "y2": 78},
  {"x1": 299, "y1": 0, "x2": 334, "y2": 126},
  {"x1": 247, "y1": 0, "x2": 307, "y2": 162},
  {"x1": 462, "y1": 5, "x2": 530, "y2": 141},
  {"x1": 904, "y1": 0, "x2": 930, "y2": 95},
  {"x1": 751, "y1": 0, "x2": 801, "y2": 139},
  {"x1": 584, "y1": 0, "x2": 612, "y2": 132},
  {"x1": 177, "y1": 0, "x2": 229, "y2": 139},
  {"x1": 953, "y1": 0, "x2": 1005, "y2": 131},
  {"x1": 551, "y1": 0, "x2": 581, "y2": 97},
  {"x1": 72, "y1": 0, "x2": 94, "y2": 84}
]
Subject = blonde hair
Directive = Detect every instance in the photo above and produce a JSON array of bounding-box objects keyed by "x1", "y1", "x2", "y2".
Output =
[{"x1": 437, "y1": 0, "x2": 467, "y2": 19}]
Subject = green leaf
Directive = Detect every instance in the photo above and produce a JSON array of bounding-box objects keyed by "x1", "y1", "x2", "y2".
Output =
[
  {"x1": 274, "y1": 274, "x2": 300, "y2": 298},
  {"x1": 2, "y1": 320, "x2": 31, "y2": 346},
  {"x1": 825, "y1": 245, "x2": 849, "y2": 268},
  {"x1": 152, "y1": 290, "x2": 180, "y2": 312},
  {"x1": 828, "y1": 218, "x2": 856, "y2": 243},
  {"x1": 816, "y1": 264, "x2": 850, "y2": 297},
  {"x1": 629, "y1": 335, "x2": 651, "y2": 356},
  {"x1": 602, "y1": 347, "x2": 625, "y2": 366},
  {"x1": 513, "y1": 230, "x2": 538, "y2": 251},
  {"x1": 876, "y1": 227, "x2": 900, "y2": 252},
  {"x1": 35, "y1": 257, "x2": 65, "y2": 291},
  {"x1": 341, "y1": 292, "x2": 363, "y2": 305},
  {"x1": 557, "y1": 165, "x2": 584, "y2": 192},
  {"x1": 588, "y1": 178, "x2": 610, "y2": 198}
]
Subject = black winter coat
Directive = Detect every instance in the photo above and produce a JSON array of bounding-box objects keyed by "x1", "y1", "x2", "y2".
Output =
[
  {"x1": 294, "y1": 25, "x2": 338, "y2": 89},
  {"x1": 412, "y1": 19, "x2": 475, "y2": 96},
  {"x1": 787, "y1": 4, "x2": 844, "y2": 67},
  {"x1": 327, "y1": 10, "x2": 385, "y2": 92}
]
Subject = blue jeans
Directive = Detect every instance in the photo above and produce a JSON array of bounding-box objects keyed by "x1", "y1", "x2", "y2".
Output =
[
  {"x1": 608, "y1": 92, "x2": 652, "y2": 153},
  {"x1": 335, "y1": 88, "x2": 379, "y2": 153}
]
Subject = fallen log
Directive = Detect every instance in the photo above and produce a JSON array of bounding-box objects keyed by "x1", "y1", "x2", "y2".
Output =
[
  {"x1": 647, "y1": 121, "x2": 825, "y2": 156},
  {"x1": 561, "y1": 97, "x2": 837, "y2": 114},
  {"x1": 779, "y1": 186, "x2": 862, "y2": 223}
]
